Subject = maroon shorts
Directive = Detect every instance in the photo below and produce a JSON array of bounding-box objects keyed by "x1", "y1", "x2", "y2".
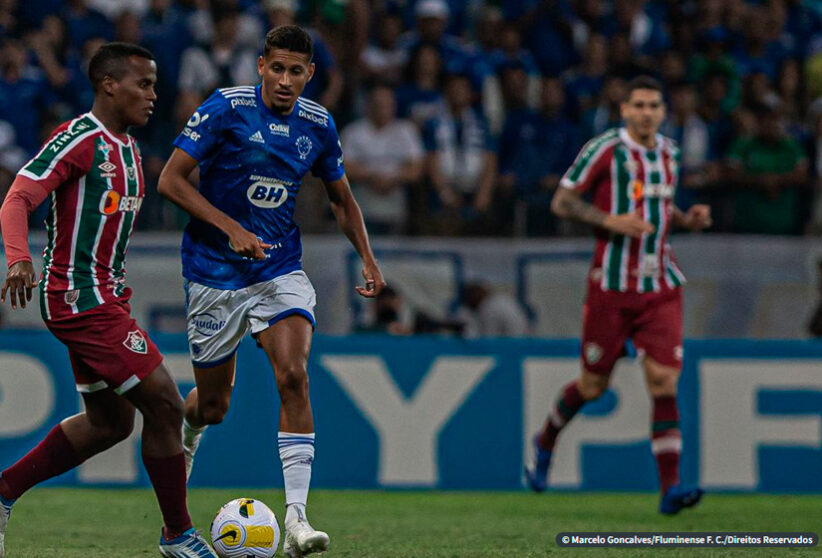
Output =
[
  {"x1": 45, "y1": 295, "x2": 163, "y2": 395},
  {"x1": 581, "y1": 282, "x2": 683, "y2": 376}
]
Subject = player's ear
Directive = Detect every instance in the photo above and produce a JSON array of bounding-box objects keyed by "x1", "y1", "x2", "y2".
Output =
[
  {"x1": 257, "y1": 55, "x2": 264, "y2": 77},
  {"x1": 306, "y1": 62, "x2": 315, "y2": 82},
  {"x1": 101, "y1": 75, "x2": 116, "y2": 97}
]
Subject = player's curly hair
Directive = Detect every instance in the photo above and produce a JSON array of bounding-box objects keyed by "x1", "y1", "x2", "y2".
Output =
[
  {"x1": 264, "y1": 25, "x2": 313, "y2": 60},
  {"x1": 88, "y1": 42, "x2": 155, "y2": 92}
]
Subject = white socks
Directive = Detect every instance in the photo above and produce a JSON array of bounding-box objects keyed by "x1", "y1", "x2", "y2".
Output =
[
  {"x1": 183, "y1": 418, "x2": 206, "y2": 450},
  {"x1": 278, "y1": 432, "x2": 315, "y2": 525}
]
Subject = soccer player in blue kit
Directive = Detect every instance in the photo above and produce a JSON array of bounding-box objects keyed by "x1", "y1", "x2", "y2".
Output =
[{"x1": 157, "y1": 25, "x2": 385, "y2": 557}]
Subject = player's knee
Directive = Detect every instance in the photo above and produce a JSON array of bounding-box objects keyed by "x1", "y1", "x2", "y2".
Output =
[
  {"x1": 145, "y1": 388, "x2": 185, "y2": 428},
  {"x1": 578, "y1": 374, "x2": 609, "y2": 400},
  {"x1": 199, "y1": 398, "x2": 230, "y2": 425},
  {"x1": 276, "y1": 365, "x2": 309, "y2": 402}
]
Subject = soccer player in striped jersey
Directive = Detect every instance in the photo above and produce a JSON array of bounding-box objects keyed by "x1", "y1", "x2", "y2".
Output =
[
  {"x1": 0, "y1": 43, "x2": 217, "y2": 557},
  {"x1": 525, "y1": 76, "x2": 712, "y2": 514},
  {"x1": 158, "y1": 25, "x2": 385, "y2": 557}
]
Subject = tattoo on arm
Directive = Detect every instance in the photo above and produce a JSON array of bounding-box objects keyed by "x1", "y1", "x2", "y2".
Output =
[{"x1": 556, "y1": 191, "x2": 607, "y2": 226}]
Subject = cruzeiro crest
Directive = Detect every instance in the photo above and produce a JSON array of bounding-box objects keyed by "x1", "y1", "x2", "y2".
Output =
[
  {"x1": 296, "y1": 135, "x2": 312, "y2": 160},
  {"x1": 123, "y1": 330, "x2": 148, "y2": 354}
]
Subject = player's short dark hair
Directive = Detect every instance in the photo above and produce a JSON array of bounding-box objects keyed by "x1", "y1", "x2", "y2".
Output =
[
  {"x1": 264, "y1": 25, "x2": 313, "y2": 60},
  {"x1": 625, "y1": 75, "x2": 664, "y2": 101},
  {"x1": 88, "y1": 42, "x2": 155, "y2": 92}
]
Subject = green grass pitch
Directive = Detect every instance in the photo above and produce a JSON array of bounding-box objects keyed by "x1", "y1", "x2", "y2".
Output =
[{"x1": 3, "y1": 488, "x2": 820, "y2": 557}]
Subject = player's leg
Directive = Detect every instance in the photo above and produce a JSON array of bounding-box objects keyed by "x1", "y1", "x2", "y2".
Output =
[
  {"x1": 256, "y1": 316, "x2": 329, "y2": 557},
  {"x1": 635, "y1": 289, "x2": 702, "y2": 514},
  {"x1": 125, "y1": 362, "x2": 217, "y2": 556},
  {"x1": 182, "y1": 358, "x2": 236, "y2": 478},
  {"x1": 526, "y1": 286, "x2": 628, "y2": 492},
  {"x1": 0, "y1": 386, "x2": 135, "y2": 558},
  {"x1": 180, "y1": 280, "x2": 248, "y2": 479}
]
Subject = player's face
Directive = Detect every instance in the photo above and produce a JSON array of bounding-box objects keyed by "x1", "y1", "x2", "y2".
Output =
[
  {"x1": 258, "y1": 49, "x2": 315, "y2": 113},
  {"x1": 111, "y1": 56, "x2": 158, "y2": 127},
  {"x1": 621, "y1": 88, "x2": 665, "y2": 140}
]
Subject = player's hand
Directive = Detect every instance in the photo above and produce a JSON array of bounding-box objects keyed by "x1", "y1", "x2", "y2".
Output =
[
  {"x1": 355, "y1": 261, "x2": 385, "y2": 298},
  {"x1": 681, "y1": 204, "x2": 712, "y2": 231},
  {"x1": 603, "y1": 212, "x2": 655, "y2": 238},
  {"x1": 227, "y1": 225, "x2": 272, "y2": 260},
  {"x1": 1, "y1": 261, "x2": 37, "y2": 310}
]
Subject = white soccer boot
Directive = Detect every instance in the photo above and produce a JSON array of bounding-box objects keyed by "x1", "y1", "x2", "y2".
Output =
[{"x1": 283, "y1": 519, "x2": 330, "y2": 557}]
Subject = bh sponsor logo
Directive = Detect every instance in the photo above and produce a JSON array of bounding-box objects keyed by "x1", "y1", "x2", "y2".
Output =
[
  {"x1": 192, "y1": 312, "x2": 226, "y2": 337},
  {"x1": 247, "y1": 175, "x2": 291, "y2": 208},
  {"x1": 298, "y1": 109, "x2": 328, "y2": 127}
]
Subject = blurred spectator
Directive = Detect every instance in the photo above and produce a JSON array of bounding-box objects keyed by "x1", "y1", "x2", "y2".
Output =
[
  {"x1": 0, "y1": 0, "x2": 19, "y2": 39},
  {"x1": 612, "y1": 0, "x2": 670, "y2": 57},
  {"x1": 422, "y1": 73, "x2": 497, "y2": 235},
  {"x1": 808, "y1": 260, "x2": 822, "y2": 337},
  {"x1": 398, "y1": 0, "x2": 472, "y2": 81},
  {"x1": 62, "y1": 0, "x2": 113, "y2": 47},
  {"x1": 608, "y1": 33, "x2": 650, "y2": 80},
  {"x1": 563, "y1": 33, "x2": 608, "y2": 120},
  {"x1": 725, "y1": 105, "x2": 809, "y2": 235},
  {"x1": 360, "y1": 12, "x2": 406, "y2": 87},
  {"x1": 581, "y1": 75, "x2": 625, "y2": 138},
  {"x1": 699, "y1": 71, "x2": 735, "y2": 160},
  {"x1": 177, "y1": 2, "x2": 258, "y2": 99},
  {"x1": 395, "y1": 43, "x2": 446, "y2": 127},
  {"x1": 661, "y1": 82, "x2": 716, "y2": 206},
  {"x1": 454, "y1": 281, "x2": 529, "y2": 338},
  {"x1": 88, "y1": 0, "x2": 149, "y2": 20},
  {"x1": 264, "y1": 0, "x2": 342, "y2": 110},
  {"x1": 732, "y1": 7, "x2": 785, "y2": 82},
  {"x1": 521, "y1": 0, "x2": 578, "y2": 76},
  {"x1": 687, "y1": 26, "x2": 742, "y2": 113},
  {"x1": 357, "y1": 285, "x2": 463, "y2": 335},
  {"x1": 341, "y1": 86, "x2": 424, "y2": 235},
  {"x1": 0, "y1": 39, "x2": 56, "y2": 154},
  {"x1": 498, "y1": 77, "x2": 578, "y2": 236}
]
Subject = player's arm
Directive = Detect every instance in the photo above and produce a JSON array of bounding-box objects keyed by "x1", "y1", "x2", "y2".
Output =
[
  {"x1": 157, "y1": 148, "x2": 270, "y2": 259},
  {"x1": 671, "y1": 205, "x2": 712, "y2": 231},
  {"x1": 551, "y1": 186, "x2": 654, "y2": 238},
  {"x1": 323, "y1": 174, "x2": 385, "y2": 298},
  {"x1": 0, "y1": 176, "x2": 48, "y2": 309}
]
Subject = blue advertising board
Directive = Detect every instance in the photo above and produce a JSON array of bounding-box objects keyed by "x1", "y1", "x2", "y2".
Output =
[{"x1": 0, "y1": 332, "x2": 820, "y2": 492}]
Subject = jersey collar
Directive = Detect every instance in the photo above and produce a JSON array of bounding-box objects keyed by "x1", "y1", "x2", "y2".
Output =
[{"x1": 86, "y1": 111, "x2": 131, "y2": 147}]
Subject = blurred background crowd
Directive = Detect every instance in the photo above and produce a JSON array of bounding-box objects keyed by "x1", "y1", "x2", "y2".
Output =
[{"x1": 1, "y1": 0, "x2": 822, "y2": 237}]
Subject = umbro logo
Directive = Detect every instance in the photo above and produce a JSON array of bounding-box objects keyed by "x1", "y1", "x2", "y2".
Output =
[{"x1": 249, "y1": 131, "x2": 265, "y2": 144}]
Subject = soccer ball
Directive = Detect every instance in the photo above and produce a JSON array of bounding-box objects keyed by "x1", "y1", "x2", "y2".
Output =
[{"x1": 210, "y1": 498, "x2": 280, "y2": 558}]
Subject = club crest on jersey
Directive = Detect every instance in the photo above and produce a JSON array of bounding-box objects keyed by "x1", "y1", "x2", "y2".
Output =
[
  {"x1": 64, "y1": 290, "x2": 79, "y2": 305},
  {"x1": 127, "y1": 166, "x2": 136, "y2": 180},
  {"x1": 123, "y1": 330, "x2": 148, "y2": 354},
  {"x1": 296, "y1": 136, "x2": 312, "y2": 159},
  {"x1": 584, "y1": 342, "x2": 603, "y2": 365}
]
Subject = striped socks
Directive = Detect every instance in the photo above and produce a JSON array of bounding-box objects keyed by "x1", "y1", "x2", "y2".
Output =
[
  {"x1": 278, "y1": 432, "x2": 315, "y2": 525},
  {"x1": 537, "y1": 381, "x2": 586, "y2": 451},
  {"x1": 651, "y1": 396, "x2": 681, "y2": 494}
]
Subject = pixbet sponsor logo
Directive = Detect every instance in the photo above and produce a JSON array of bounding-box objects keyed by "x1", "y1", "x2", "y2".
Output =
[
  {"x1": 231, "y1": 97, "x2": 256, "y2": 109},
  {"x1": 192, "y1": 312, "x2": 226, "y2": 337},
  {"x1": 298, "y1": 109, "x2": 327, "y2": 127}
]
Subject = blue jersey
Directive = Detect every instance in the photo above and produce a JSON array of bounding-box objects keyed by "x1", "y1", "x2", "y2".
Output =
[{"x1": 173, "y1": 85, "x2": 345, "y2": 289}]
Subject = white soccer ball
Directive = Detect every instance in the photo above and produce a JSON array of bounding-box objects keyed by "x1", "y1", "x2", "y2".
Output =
[{"x1": 210, "y1": 498, "x2": 280, "y2": 558}]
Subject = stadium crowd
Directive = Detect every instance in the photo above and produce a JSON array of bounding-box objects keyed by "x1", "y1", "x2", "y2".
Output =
[{"x1": 0, "y1": 0, "x2": 821, "y2": 236}]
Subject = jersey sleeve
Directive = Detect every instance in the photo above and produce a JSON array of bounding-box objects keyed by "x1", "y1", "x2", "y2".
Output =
[
  {"x1": 173, "y1": 90, "x2": 229, "y2": 162},
  {"x1": 311, "y1": 114, "x2": 345, "y2": 182},
  {"x1": 559, "y1": 133, "x2": 614, "y2": 193},
  {"x1": 17, "y1": 126, "x2": 93, "y2": 191}
]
